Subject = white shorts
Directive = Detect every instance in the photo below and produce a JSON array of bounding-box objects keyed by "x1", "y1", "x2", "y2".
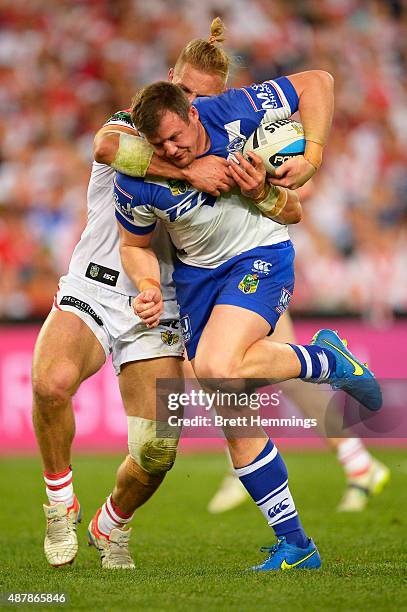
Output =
[{"x1": 52, "y1": 275, "x2": 184, "y2": 374}]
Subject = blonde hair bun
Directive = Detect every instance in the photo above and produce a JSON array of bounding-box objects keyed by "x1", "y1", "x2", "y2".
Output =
[{"x1": 208, "y1": 17, "x2": 226, "y2": 44}]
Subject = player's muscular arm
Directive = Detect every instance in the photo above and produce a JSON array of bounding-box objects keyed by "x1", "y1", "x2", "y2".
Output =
[
  {"x1": 174, "y1": 156, "x2": 235, "y2": 196},
  {"x1": 117, "y1": 223, "x2": 163, "y2": 328},
  {"x1": 94, "y1": 125, "x2": 154, "y2": 176},
  {"x1": 251, "y1": 183, "x2": 302, "y2": 224},
  {"x1": 269, "y1": 70, "x2": 334, "y2": 189},
  {"x1": 265, "y1": 187, "x2": 302, "y2": 225},
  {"x1": 94, "y1": 125, "x2": 234, "y2": 196}
]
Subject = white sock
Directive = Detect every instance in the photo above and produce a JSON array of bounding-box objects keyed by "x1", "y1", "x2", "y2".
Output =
[
  {"x1": 97, "y1": 495, "x2": 133, "y2": 537},
  {"x1": 337, "y1": 438, "x2": 372, "y2": 479},
  {"x1": 44, "y1": 466, "x2": 74, "y2": 508}
]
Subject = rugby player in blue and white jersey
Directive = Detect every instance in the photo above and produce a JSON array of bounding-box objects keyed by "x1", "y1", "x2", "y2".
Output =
[{"x1": 114, "y1": 81, "x2": 382, "y2": 571}]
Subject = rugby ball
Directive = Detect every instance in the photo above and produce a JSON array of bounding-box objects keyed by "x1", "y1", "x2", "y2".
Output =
[{"x1": 243, "y1": 119, "x2": 305, "y2": 176}]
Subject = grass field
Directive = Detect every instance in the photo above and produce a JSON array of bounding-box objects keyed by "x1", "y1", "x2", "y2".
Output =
[{"x1": 0, "y1": 449, "x2": 406, "y2": 611}]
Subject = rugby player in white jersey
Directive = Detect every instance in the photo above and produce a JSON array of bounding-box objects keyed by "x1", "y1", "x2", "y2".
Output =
[
  {"x1": 114, "y1": 80, "x2": 382, "y2": 571},
  {"x1": 32, "y1": 18, "x2": 384, "y2": 571},
  {"x1": 32, "y1": 23, "x2": 235, "y2": 569}
]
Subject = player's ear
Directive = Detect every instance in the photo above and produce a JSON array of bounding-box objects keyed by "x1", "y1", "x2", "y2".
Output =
[
  {"x1": 168, "y1": 67, "x2": 174, "y2": 82},
  {"x1": 189, "y1": 105, "x2": 199, "y2": 124}
]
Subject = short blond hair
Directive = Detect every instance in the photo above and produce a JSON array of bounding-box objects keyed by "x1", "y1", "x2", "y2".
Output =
[{"x1": 174, "y1": 17, "x2": 230, "y2": 86}]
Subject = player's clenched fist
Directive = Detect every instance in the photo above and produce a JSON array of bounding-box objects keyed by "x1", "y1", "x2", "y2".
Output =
[
  {"x1": 268, "y1": 155, "x2": 316, "y2": 190},
  {"x1": 228, "y1": 151, "x2": 267, "y2": 201},
  {"x1": 184, "y1": 155, "x2": 235, "y2": 196},
  {"x1": 133, "y1": 287, "x2": 163, "y2": 328}
]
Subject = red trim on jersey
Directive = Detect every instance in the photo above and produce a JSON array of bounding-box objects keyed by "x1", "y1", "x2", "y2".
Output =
[
  {"x1": 114, "y1": 176, "x2": 134, "y2": 199},
  {"x1": 264, "y1": 79, "x2": 285, "y2": 106},
  {"x1": 240, "y1": 88, "x2": 258, "y2": 111},
  {"x1": 103, "y1": 107, "x2": 136, "y2": 129}
]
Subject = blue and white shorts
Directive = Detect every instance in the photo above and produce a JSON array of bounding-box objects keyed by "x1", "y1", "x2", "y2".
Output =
[{"x1": 173, "y1": 241, "x2": 295, "y2": 359}]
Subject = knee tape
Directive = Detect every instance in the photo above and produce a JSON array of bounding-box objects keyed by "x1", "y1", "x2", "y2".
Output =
[{"x1": 127, "y1": 416, "x2": 180, "y2": 476}]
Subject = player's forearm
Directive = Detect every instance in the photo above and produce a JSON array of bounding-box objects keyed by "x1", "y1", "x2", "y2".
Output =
[
  {"x1": 272, "y1": 189, "x2": 302, "y2": 225},
  {"x1": 120, "y1": 243, "x2": 161, "y2": 292},
  {"x1": 94, "y1": 130, "x2": 154, "y2": 177},
  {"x1": 94, "y1": 128, "x2": 191, "y2": 180},
  {"x1": 288, "y1": 70, "x2": 334, "y2": 170},
  {"x1": 252, "y1": 185, "x2": 302, "y2": 224},
  {"x1": 147, "y1": 154, "x2": 191, "y2": 180}
]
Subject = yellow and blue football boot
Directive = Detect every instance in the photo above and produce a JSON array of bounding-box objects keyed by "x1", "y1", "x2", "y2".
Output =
[
  {"x1": 250, "y1": 536, "x2": 321, "y2": 572},
  {"x1": 311, "y1": 329, "x2": 382, "y2": 411}
]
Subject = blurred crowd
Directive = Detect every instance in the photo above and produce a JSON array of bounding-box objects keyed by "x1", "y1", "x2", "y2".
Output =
[{"x1": 0, "y1": 0, "x2": 406, "y2": 322}]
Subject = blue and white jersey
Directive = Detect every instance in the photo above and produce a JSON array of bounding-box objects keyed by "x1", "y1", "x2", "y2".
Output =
[
  {"x1": 194, "y1": 77, "x2": 298, "y2": 159},
  {"x1": 114, "y1": 78, "x2": 299, "y2": 269}
]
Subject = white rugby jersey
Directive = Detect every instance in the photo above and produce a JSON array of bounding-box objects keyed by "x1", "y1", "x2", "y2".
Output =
[
  {"x1": 68, "y1": 110, "x2": 178, "y2": 317},
  {"x1": 114, "y1": 78, "x2": 298, "y2": 269}
]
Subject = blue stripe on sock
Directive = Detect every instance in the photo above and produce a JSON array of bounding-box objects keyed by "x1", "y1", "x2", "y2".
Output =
[
  {"x1": 236, "y1": 438, "x2": 309, "y2": 549},
  {"x1": 289, "y1": 343, "x2": 307, "y2": 377},
  {"x1": 239, "y1": 446, "x2": 287, "y2": 502},
  {"x1": 257, "y1": 479, "x2": 289, "y2": 506},
  {"x1": 289, "y1": 343, "x2": 336, "y2": 380}
]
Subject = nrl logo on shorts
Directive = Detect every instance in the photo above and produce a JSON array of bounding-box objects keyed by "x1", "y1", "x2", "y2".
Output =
[
  {"x1": 161, "y1": 330, "x2": 180, "y2": 346},
  {"x1": 168, "y1": 179, "x2": 189, "y2": 196},
  {"x1": 89, "y1": 264, "x2": 99, "y2": 278},
  {"x1": 238, "y1": 273, "x2": 259, "y2": 294}
]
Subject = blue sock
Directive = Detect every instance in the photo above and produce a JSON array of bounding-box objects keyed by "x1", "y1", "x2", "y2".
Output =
[
  {"x1": 289, "y1": 344, "x2": 336, "y2": 381},
  {"x1": 235, "y1": 439, "x2": 309, "y2": 549}
]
